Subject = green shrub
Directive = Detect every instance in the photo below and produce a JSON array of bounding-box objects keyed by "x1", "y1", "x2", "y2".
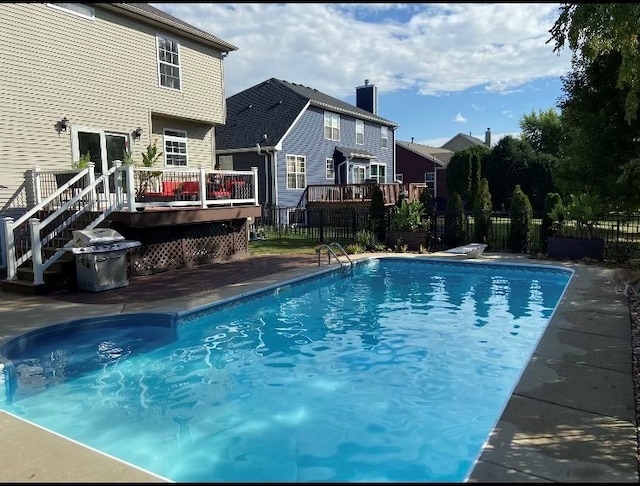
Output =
[
  {"x1": 444, "y1": 192, "x2": 466, "y2": 248},
  {"x1": 472, "y1": 178, "x2": 492, "y2": 245},
  {"x1": 391, "y1": 199, "x2": 428, "y2": 232},
  {"x1": 344, "y1": 243, "x2": 365, "y2": 254},
  {"x1": 542, "y1": 192, "x2": 563, "y2": 249},
  {"x1": 354, "y1": 229, "x2": 377, "y2": 250},
  {"x1": 509, "y1": 185, "x2": 533, "y2": 253},
  {"x1": 369, "y1": 185, "x2": 386, "y2": 242}
]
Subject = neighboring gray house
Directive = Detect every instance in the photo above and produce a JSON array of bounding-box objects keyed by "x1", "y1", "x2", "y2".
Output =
[
  {"x1": 215, "y1": 78, "x2": 399, "y2": 207},
  {"x1": 441, "y1": 129, "x2": 492, "y2": 152}
]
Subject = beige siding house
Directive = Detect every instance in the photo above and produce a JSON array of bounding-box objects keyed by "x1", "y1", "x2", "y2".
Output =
[{"x1": 0, "y1": 3, "x2": 237, "y2": 215}]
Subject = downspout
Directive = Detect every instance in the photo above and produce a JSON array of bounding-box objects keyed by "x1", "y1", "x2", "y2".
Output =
[
  {"x1": 257, "y1": 143, "x2": 278, "y2": 206},
  {"x1": 391, "y1": 125, "x2": 398, "y2": 183}
]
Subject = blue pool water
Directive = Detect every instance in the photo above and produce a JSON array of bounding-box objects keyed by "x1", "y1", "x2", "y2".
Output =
[{"x1": 0, "y1": 257, "x2": 572, "y2": 482}]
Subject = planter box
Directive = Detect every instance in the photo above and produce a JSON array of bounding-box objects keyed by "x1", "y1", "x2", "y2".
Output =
[
  {"x1": 386, "y1": 231, "x2": 430, "y2": 251},
  {"x1": 547, "y1": 237, "x2": 604, "y2": 260}
]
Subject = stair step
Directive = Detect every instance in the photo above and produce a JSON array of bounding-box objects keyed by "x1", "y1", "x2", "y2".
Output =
[{"x1": 1, "y1": 279, "x2": 48, "y2": 296}]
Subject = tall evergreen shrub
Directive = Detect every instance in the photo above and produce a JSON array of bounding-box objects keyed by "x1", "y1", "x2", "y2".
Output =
[
  {"x1": 472, "y1": 178, "x2": 492, "y2": 245},
  {"x1": 444, "y1": 192, "x2": 466, "y2": 248},
  {"x1": 509, "y1": 185, "x2": 533, "y2": 253},
  {"x1": 369, "y1": 185, "x2": 386, "y2": 242},
  {"x1": 541, "y1": 192, "x2": 563, "y2": 251}
]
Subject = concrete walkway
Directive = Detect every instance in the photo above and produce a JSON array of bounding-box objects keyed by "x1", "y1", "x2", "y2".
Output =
[{"x1": 0, "y1": 253, "x2": 637, "y2": 482}]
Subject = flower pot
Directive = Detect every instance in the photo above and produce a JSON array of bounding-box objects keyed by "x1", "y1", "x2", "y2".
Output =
[{"x1": 547, "y1": 236, "x2": 604, "y2": 260}]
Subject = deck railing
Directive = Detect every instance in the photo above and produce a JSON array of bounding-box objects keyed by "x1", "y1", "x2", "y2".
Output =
[
  {"x1": 2, "y1": 163, "x2": 259, "y2": 279},
  {"x1": 305, "y1": 182, "x2": 423, "y2": 206}
]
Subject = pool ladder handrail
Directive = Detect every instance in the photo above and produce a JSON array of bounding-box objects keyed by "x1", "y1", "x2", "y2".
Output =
[{"x1": 316, "y1": 242, "x2": 353, "y2": 269}]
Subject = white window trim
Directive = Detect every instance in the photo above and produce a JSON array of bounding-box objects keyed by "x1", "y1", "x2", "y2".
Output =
[
  {"x1": 163, "y1": 128, "x2": 188, "y2": 167},
  {"x1": 156, "y1": 34, "x2": 182, "y2": 91},
  {"x1": 286, "y1": 154, "x2": 306, "y2": 190},
  {"x1": 355, "y1": 120, "x2": 364, "y2": 145},
  {"x1": 324, "y1": 112, "x2": 340, "y2": 141},
  {"x1": 352, "y1": 164, "x2": 366, "y2": 184},
  {"x1": 381, "y1": 126, "x2": 389, "y2": 149},
  {"x1": 370, "y1": 162, "x2": 386, "y2": 183},
  {"x1": 325, "y1": 158, "x2": 334, "y2": 180},
  {"x1": 47, "y1": 3, "x2": 95, "y2": 19}
]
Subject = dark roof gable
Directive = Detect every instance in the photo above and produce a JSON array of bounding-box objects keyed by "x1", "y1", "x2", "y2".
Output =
[{"x1": 217, "y1": 78, "x2": 398, "y2": 151}]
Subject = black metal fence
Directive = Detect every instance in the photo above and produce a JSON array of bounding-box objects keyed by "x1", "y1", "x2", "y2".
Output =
[{"x1": 253, "y1": 205, "x2": 640, "y2": 262}]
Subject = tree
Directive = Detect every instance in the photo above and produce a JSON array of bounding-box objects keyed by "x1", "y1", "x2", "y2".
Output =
[
  {"x1": 446, "y1": 145, "x2": 489, "y2": 207},
  {"x1": 369, "y1": 185, "x2": 386, "y2": 242},
  {"x1": 472, "y1": 178, "x2": 492, "y2": 245},
  {"x1": 508, "y1": 185, "x2": 533, "y2": 254},
  {"x1": 482, "y1": 136, "x2": 532, "y2": 211},
  {"x1": 549, "y1": 4, "x2": 640, "y2": 124},
  {"x1": 555, "y1": 50, "x2": 640, "y2": 211},
  {"x1": 519, "y1": 108, "x2": 563, "y2": 157},
  {"x1": 444, "y1": 192, "x2": 466, "y2": 248}
]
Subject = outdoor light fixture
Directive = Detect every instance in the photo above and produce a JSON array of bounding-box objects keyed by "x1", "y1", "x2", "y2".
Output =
[
  {"x1": 58, "y1": 117, "x2": 69, "y2": 132},
  {"x1": 133, "y1": 127, "x2": 142, "y2": 140}
]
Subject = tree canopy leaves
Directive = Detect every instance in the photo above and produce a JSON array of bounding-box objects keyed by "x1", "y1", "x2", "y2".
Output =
[{"x1": 549, "y1": 3, "x2": 640, "y2": 124}]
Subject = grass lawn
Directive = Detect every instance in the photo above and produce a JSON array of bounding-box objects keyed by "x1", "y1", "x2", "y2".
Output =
[{"x1": 249, "y1": 237, "x2": 319, "y2": 255}]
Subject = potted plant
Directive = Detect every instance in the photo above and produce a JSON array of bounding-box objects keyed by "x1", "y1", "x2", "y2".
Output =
[
  {"x1": 386, "y1": 198, "x2": 430, "y2": 251},
  {"x1": 56, "y1": 151, "x2": 91, "y2": 189},
  {"x1": 547, "y1": 192, "x2": 605, "y2": 260},
  {"x1": 136, "y1": 140, "x2": 163, "y2": 198}
]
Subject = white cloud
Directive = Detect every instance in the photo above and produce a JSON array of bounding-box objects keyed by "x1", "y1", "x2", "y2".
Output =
[
  {"x1": 151, "y1": 3, "x2": 571, "y2": 99},
  {"x1": 453, "y1": 113, "x2": 467, "y2": 123}
]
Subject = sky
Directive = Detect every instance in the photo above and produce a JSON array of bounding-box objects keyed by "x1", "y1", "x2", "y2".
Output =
[{"x1": 152, "y1": 3, "x2": 572, "y2": 148}]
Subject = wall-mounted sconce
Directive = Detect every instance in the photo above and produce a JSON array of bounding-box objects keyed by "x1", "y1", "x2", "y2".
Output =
[
  {"x1": 57, "y1": 116, "x2": 69, "y2": 132},
  {"x1": 132, "y1": 127, "x2": 142, "y2": 141}
]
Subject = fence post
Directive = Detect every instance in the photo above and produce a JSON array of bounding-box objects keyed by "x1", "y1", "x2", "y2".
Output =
[
  {"x1": 125, "y1": 163, "x2": 136, "y2": 212},
  {"x1": 29, "y1": 218, "x2": 44, "y2": 285},
  {"x1": 33, "y1": 166, "x2": 42, "y2": 205},
  {"x1": 251, "y1": 167, "x2": 259, "y2": 206},
  {"x1": 3, "y1": 217, "x2": 15, "y2": 279},
  {"x1": 319, "y1": 208, "x2": 324, "y2": 243},
  {"x1": 352, "y1": 208, "x2": 357, "y2": 239}
]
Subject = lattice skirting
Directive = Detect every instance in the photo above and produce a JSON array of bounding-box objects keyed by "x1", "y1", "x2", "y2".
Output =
[{"x1": 124, "y1": 220, "x2": 248, "y2": 277}]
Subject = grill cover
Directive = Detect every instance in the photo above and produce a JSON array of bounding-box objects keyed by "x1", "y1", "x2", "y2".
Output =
[{"x1": 72, "y1": 228, "x2": 125, "y2": 247}]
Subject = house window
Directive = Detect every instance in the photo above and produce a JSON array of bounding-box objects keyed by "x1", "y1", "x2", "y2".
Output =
[
  {"x1": 356, "y1": 120, "x2": 364, "y2": 145},
  {"x1": 157, "y1": 35, "x2": 181, "y2": 90},
  {"x1": 352, "y1": 165, "x2": 366, "y2": 184},
  {"x1": 325, "y1": 158, "x2": 334, "y2": 180},
  {"x1": 370, "y1": 163, "x2": 386, "y2": 183},
  {"x1": 47, "y1": 3, "x2": 94, "y2": 19},
  {"x1": 395, "y1": 173, "x2": 403, "y2": 183},
  {"x1": 381, "y1": 126, "x2": 388, "y2": 149},
  {"x1": 164, "y1": 129, "x2": 187, "y2": 166},
  {"x1": 324, "y1": 112, "x2": 340, "y2": 141},
  {"x1": 286, "y1": 154, "x2": 306, "y2": 189},
  {"x1": 425, "y1": 171, "x2": 435, "y2": 192},
  {"x1": 218, "y1": 155, "x2": 233, "y2": 170}
]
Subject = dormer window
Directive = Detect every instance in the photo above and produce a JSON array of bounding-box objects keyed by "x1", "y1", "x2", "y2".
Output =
[{"x1": 157, "y1": 35, "x2": 181, "y2": 90}]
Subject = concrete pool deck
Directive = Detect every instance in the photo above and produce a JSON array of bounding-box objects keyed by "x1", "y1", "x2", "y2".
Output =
[{"x1": 0, "y1": 252, "x2": 637, "y2": 482}]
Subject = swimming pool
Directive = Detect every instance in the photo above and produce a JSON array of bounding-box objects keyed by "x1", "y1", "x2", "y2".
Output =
[{"x1": 0, "y1": 257, "x2": 573, "y2": 482}]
